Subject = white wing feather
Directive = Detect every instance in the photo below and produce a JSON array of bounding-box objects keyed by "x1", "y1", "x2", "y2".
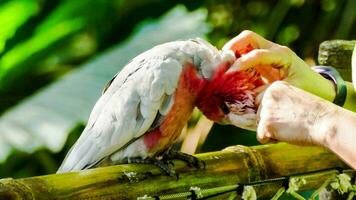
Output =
[
  {"x1": 57, "y1": 39, "x2": 229, "y2": 173},
  {"x1": 57, "y1": 55, "x2": 181, "y2": 173}
]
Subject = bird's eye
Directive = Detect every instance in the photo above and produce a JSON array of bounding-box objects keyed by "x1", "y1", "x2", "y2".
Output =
[{"x1": 220, "y1": 103, "x2": 230, "y2": 114}]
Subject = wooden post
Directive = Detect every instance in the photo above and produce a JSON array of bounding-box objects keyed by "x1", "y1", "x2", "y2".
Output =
[{"x1": 318, "y1": 40, "x2": 355, "y2": 81}]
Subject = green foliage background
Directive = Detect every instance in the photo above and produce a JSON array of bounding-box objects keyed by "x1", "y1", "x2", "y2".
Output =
[{"x1": 0, "y1": 0, "x2": 354, "y2": 179}]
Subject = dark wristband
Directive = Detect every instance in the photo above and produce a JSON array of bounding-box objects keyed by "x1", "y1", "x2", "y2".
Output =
[{"x1": 312, "y1": 66, "x2": 347, "y2": 107}]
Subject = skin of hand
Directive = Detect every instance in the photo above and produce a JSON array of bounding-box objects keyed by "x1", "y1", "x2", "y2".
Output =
[
  {"x1": 258, "y1": 81, "x2": 356, "y2": 169},
  {"x1": 224, "y1": 30, "x2": 356, "y2": 169},
  {"x1": 223, "y1": 30, "x2": 356, "y2": 112}
]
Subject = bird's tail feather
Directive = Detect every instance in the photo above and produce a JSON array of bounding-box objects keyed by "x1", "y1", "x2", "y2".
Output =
[{"x1": 56, "y1": 134, "x2": 98, "y2": 173}]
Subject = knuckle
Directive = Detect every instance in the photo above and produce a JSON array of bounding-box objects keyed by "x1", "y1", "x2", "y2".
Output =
[
  {"x1": 260, "y1": 94, "x2": 274, "y2": 108},
  {"x1": 240, "y1": 30, "x2": 255, "y2": 37},
  {"x1": 247, "y1": 49, "x2": 268, "y2": 59},
  {"x1": 278, "y1": 45, "x2": 291, "y2": 52},
  {"x1": 272, "y1": 80, "x2": 288, "y2": 88},
  {"x1": 262, "y1": 120, "x2": 274, "y2": 130},
  {"x1": 256, "y1": 126, "x2": 271, "y2": 144},
  {"x1": 252, "y1": 49, "x2": 265, "y2": 57},
  {"x1": 277, "y1": 45, "x2": 294, "y2": 58},
  {"x1": 264, "y1": 85, "x2": 279, "y2": 97},
  {"x1": 257, "y1": 111, "x2": 272, "y2": 127},
  {"x1": 269, "y1": 81, "x2": 289, "y2": 92},
  {"x1": 256, "y1": 134, "x2": 265, "y2": 143},
  {"x1": 239, "y1": 30, "x2": 259, "y2": 42}
]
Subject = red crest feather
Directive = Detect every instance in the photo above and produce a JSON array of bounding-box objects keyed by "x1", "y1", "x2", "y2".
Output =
[{"x1": 196, "y1": 62, "x2": 263, "y2": 121}]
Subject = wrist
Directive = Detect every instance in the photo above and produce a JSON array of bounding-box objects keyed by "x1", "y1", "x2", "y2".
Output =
[
  {"x1": 285, "y1": 64, "x2": 336, "y2": 102},
  {"x1": 312, "y1": 66, "x2": 347, "y2": 107},
  {"x1": 342, "y1": 82, "x2": 356, "y2": 112},
  {"x1": 310, "y1": 101, "x2": 339, "y2": 147}
]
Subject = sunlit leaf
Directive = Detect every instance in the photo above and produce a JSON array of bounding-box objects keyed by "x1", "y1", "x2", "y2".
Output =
[
  {"x1": 0, "y1": 5, "x2": 210, "y2": 162},
  {"x1": 0, "y1": 19, "x2": 84, "y2": 89},
  {"x1": 0, "y1": 0, "x2": 39, "y2": 53},
  {"x1": 0, "y1": 0, "x2": 114, "y2": 91}
]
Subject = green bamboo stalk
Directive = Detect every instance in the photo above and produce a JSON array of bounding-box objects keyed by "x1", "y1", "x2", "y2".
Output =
[
  {"x1": 0, "y1": 143, "x2": 350, "y2": 199},
  {"x1": 271, "y1": 187, "x2": 285, "y2": 200}
]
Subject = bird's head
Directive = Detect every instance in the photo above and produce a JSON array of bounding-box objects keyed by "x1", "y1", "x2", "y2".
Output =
[{"x1": 196, "y1": 62, "x2": 266, "y2": 131}]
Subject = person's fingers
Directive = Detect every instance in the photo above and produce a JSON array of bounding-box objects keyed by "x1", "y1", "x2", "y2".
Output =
[
  {"x1": 256, "y1": 121, "x2": 273, "y2": 144},
  {"x1": 222, "y1": 30, "x2": 273, "y2": 53},
  {"x1": 256, "y1": 95, "x2": 272, "y2": 144},
  {"x1": 228, "y1": 48, "x2": 292, "y2": 82}
]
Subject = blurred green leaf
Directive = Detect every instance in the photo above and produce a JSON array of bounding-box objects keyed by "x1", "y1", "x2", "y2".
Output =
[
  {"x1": 352, "y1": 43, "x2": 356, "y2": 87},
  {"x1": 335, "y1": 0, "x2": 356, "y2": 38},
  {"x1": 0, "y1": 0, "x2": 39, "y2": 53},
  {"x1": 0, "y1": 19, "x2": 84, "y2": 88},
  {"x1": 330, "y1": 174, "x2": 352, "y2": 194},
  {"x1": 0, "y1": 0, "x2": 117, "y2": 91},
  {"x1": 0, "y1": 0, "x2": 195, "y2": 99},
  {"x1": 276, "y1": 24, "x2": 300, "y2": 45},
  {"x1": 0, "y1": 5, "x2": 210, "y2": 162},
  {"x1": 35, "y1": 0, "x2": 103, "y2": 33}
]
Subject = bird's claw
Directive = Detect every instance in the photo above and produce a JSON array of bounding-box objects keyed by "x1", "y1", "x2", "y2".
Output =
[
  {"x1": 154, "y1": 159, "x2": 178, "y2": 179},
  {"x1": 167, "y1": 160, "x2": 175, "y2": 167},
  {"x1": 128, "y1": 157, "x2": 178, "y2": 179},
  {"x1": 164, "y1": 150, "x2": 206, "y2": 170},
  {"x1": 127, "y1": 150, "x2": 205, "y2": 180}
]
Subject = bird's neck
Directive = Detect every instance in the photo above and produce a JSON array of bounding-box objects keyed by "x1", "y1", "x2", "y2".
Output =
[
  {"x1": 144, "y1": 64, "x2": 205, "y2": 152},
  {"x1": 160, "y1": 63, "x2": 205, "y2": 141}
]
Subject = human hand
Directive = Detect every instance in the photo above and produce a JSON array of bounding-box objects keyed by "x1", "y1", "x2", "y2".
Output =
[
  {"x1": 256, "y1": 81, "x2": 336, "y2": 146},
  {"x1": 223, "y1": 30, "x2": 335, "y2": 102}
]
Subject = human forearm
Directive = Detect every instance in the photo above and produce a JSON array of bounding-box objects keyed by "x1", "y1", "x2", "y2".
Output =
[
  {"x1": 224, "y1": 30, "x2": 356, "y2": 112},
  {"x1": 288, "y1": 65, "x2": 356, "y2": 112},
  {"x1": 257, "y1": 81, "x2": 356, "y2": 169},
  {"x1": 226, "y1": 31, "x2": 356, "y2": 169},
  {"x1": 295, "y1": 75, "x2": 356, "y2": 166},
  {"x1": 322, "y1": 105, "x2": 356, "y2": 169},
  {"x1": 304, "y1": 75, "x2": 356, "y2": 112},
  {"x1": 284, "y1": 65, "x2": 336, "y2": 103},
  {"x1": 342, "y1": 82, "x2": 356, "y2": 111}
]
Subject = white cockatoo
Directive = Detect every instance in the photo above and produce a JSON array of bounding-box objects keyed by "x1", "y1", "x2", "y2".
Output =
[{"x1": 57, "y1": 39, "x2": 236, "y2": 176}]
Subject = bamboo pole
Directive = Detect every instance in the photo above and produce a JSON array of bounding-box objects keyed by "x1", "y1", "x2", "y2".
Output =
[{"x1": 0, "y1": 143, "x2": 349, "y2": 199}]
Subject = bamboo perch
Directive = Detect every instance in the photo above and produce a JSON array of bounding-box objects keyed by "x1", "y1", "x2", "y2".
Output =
[{"x1": 0, "y1": 143, "x2": 350, "y2": 200}]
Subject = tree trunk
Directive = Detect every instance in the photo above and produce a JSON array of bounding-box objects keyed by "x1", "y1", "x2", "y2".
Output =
[{"x1": 318, "y1": 40, "x2": 355, "y2": 81}]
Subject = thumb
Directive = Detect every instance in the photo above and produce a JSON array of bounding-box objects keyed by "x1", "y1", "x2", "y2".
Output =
[{"x1": 256, "y1": 120, "x2": 273, "y2": 144}]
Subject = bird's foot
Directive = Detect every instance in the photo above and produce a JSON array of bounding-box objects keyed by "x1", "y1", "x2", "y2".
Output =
[
  {"x1": 163, "y1": 150, "x2": 205, "y2": 169},
  {"x1": 153, "y1": 158, "x2": 178, "y2": 179},
  {"x1": 128, "y1": 157, "x2": 178, "y2": 179}
]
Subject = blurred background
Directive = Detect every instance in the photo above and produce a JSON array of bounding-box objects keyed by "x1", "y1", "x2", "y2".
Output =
[{"x1": 0, "y1": 0, "x2": 354, "y2": 179}]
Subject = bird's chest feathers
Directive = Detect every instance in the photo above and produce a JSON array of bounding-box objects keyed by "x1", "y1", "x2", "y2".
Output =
[{"x1": 144, "y1": 64, "x2": 204, "y2": 152}]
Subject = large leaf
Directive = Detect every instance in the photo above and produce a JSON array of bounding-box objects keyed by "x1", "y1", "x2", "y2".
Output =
[
  {"x1": 0, "y1": 5, "x2": 210, "y2": 162},
  {"x1": 0, "y1": 0, "x2": 116, "y2": 91},
  {"x1": 0, "y1": 0, "x2": 170, "y2": 92}
]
